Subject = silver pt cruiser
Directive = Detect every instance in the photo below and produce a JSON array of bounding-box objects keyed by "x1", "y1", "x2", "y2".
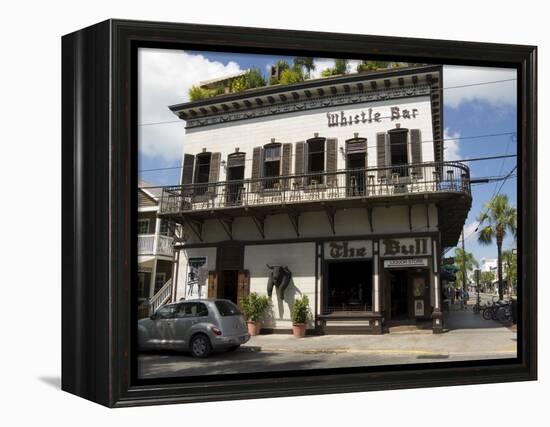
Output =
[{"x1": 138, "y1": 299, "x2": 250, "y2": 357}]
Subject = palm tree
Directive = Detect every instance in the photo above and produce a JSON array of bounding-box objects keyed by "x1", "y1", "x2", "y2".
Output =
[
  {"x1": 477, "y1": 194, "x2": 517, "y2": 300},
  {"x1": 453, "y1": 248, "x2": 478, "y2": 289},
  {"x1": 293, "y1": 57, "x2": 315, "y2": 78},
  {"x1": 502, "y1": 249, "x2": 517, "y2": 295}
]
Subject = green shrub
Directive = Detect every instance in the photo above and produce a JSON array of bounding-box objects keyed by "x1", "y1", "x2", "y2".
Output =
[
  {"x1": 240, "y1": 293, "x2": 270, "y2": 322},
  {"x1": 279, "y1": 68, "x2": 304, "y2": 85},
  {"x1": 188, "y1": 85, "x2": 215, "y2": 101},
  {"x1": 291, "y1": 295, "x2": 310, "y2": 325}
]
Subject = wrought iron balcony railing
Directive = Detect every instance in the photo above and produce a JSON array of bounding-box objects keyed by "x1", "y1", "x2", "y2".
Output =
[{"x1": 159, "y1": 161, "x2": 471, "y2": 215}]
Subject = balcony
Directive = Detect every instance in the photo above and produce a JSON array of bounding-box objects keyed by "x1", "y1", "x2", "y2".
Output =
[
  {"x1": 159, "y1": 161, "x2": 472, "y2": 247},
  {"x1": 138, "y1": 234, "x2": 174, "y2": 258}
]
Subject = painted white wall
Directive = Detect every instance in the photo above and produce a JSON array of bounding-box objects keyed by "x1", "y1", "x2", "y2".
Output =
[
  {"x1": 188, "y1": 203, "x2": 439, "y2": 244},
  {"x1": 174, "y1": 247, "x2": 217, "y2": 301},
  {"x1": 183, "y1": 95, "x2": 434, "y2": 179},
  {"x1": 244, "y1": 242, "x2": 316, "y2": 329}
]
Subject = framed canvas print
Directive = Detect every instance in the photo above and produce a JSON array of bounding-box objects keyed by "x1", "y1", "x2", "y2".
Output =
[{"x1": 61, "y1": 19, "x2": 537, "y2": 407}]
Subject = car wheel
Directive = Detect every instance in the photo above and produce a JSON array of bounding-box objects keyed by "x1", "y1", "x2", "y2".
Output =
[
  {"x1": 226, "y1": 345, "x2": 240, "y2": 352},
  {"x1": 190, "y1": 334, "x2": 212, "y2": 358}
]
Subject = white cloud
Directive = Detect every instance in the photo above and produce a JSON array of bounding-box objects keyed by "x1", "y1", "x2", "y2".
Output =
[
  {"x1": 443, "y1": 65, "x2": 517, "y2": 108},
  {"x1": 138, "y1": 49, "x2": 243, "y2": 161},
  {"x1": 443, "y1": 128, "x2": 461, "y2": 161}
]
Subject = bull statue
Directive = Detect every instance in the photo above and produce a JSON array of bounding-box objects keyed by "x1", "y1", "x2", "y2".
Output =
[{"x1": 266, "y1": 264, "x2": 292, "y2": 301}]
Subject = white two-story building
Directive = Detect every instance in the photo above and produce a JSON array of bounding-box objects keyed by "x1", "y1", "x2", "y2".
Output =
[{"x1": 159, "y1": 65, "x2": 471, "y2": 334}]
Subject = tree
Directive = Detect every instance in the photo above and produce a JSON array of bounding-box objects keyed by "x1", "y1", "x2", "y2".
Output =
[
  {"x1": 334, "y1": 58, "x2": 349, "y2": 75},
  {"x1": 453, "y1": 248, "x2": 478, "y2": 288},
  {"x1": 356, "y1": 60, "x2": 389, "y2": 73},
  {"x1": 480, "y1": 271, "x2": 495, "y2": 292},
  {"x1": 477, "y1": 194, "x2": 517, "y2": 300},
  {"x1": 502, "y1": 249, "x2": 517, "y2": 295},
  {"x1": 293, "y1": 57, "x2": 315, "y2": 78},
  {"x1": 279, "y1": 68, "x2": 304, "y2": 84},
  {"x1": 188, "y1": 85, "x2": 214, "y2": 101}
]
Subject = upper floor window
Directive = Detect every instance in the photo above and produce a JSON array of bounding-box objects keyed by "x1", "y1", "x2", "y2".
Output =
[
  {"x1": 159, "y1": 219, "x2": 171, "y2": 236},
  {"x1": 307, "y1": 137, "x2": 325, "y2": 184},
  {"x1": 137, "y1": 218, "x2": 150, "y2": 235},
  {"x1": 388, "y1": 128, "x2": 409, "y2": 176},
  {"x1": 263, "y1": 143, "x2": 281, "y2": 189},
  {"x1": 194, "y1": 152, "x2": 212, "y2": 195}
]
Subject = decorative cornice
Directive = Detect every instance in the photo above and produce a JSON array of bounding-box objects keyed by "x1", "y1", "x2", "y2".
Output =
[{"x1": 185, "y1": 84, "x2": 431, "y2": 129}]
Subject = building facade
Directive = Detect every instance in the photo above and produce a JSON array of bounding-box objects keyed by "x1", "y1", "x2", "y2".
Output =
[
  {"x1": 138, "y1": 182, "x2": 177, "y2": 317},
  {"x1": 160, "y1": 65, "x2": 471, "y2": 334}
]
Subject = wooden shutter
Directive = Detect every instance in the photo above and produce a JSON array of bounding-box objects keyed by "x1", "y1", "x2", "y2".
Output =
[
  {"x1": 294, "y1": 141, "x2": 305, "y2": 187},
  {"x1": 251, "y1": 146, "x2": 262, "y2": 192},
  {"x1": 281, "y1": 143, "x2": 292, "y2": 189},
  {"x1": 326, "y1": 138, "x2": 338, "y2": 186},
  {"x1": 207, "y1": 271, "x2": 218, "y2": 298},
  {"x1": 237, "y1": 270, "x2": 251, "y2": 308},
  {"x1": 181, "y1": 154, "x2": 195, "y2": 196},
  {"x1": 376, "y1": 133, "x2": 389, "y2": 179},
  {"x1": 208, "y1": 152, "x2": 221, "y2": 197},
  {"x1": 410, "y1": 129, "x2": 423, "y2": 178}
]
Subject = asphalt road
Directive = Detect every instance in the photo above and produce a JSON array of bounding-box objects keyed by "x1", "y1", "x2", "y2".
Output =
[{"x1": 137, "y1": 346, "x2": 514, "y2": 379}]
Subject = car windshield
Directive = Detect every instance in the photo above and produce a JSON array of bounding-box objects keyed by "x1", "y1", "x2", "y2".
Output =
[{"x1": 215, "y1": 300, "x2": 241, "y2": 316}]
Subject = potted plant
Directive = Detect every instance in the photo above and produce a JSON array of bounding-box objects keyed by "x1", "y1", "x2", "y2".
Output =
[
  {"x1": 291, "y1": 295, "x2": 310, "y2": 338},
  {"x1": 240, "y1": 292, "x2": 270, "y2": 336}
]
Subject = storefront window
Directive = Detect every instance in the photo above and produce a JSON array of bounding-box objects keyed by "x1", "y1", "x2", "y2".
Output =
[{"x1": 325, "y1": 260, "x2": 373, "y2": 313}]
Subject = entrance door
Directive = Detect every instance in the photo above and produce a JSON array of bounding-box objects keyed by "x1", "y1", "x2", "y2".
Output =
[
  {"x1": 219, "y1": 270, "x2": 239, "y2": 304},
  {"x1": 389, "y1": 269, "x2": 410, "y2": 319},
  {"x1": 346, "y1": 153, "x2": 366, "y2": 196}
]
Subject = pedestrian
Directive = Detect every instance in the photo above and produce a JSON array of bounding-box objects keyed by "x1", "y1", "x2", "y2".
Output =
[
  {"x1": 463, "y1": 289, "x2": 469, "y2": 309},
  {"x1": 455, "y1": 288, "x2": 460, "y2": 305}
]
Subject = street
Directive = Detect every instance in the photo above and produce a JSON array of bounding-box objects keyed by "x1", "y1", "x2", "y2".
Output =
[{"x1": 138, "y1": 301, "x2": 517, "y2": 379}]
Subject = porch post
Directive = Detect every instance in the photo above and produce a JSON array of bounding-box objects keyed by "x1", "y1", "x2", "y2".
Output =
[
  {"x1": 149, "y1": 259, "x2": 157, "y2": 300},
  {"x1": 153, "y1": 217, "x2": 162, "y2": 255},
  {"x1": 372, "y1": 241, "x2": 383, "y2": 334},
  {"x1": 432, "y1": 238, "x2": 443, "y2": 333}
]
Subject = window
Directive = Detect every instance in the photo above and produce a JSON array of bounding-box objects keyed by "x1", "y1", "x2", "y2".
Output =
[
  {"x1": 194, "y1": 152, "x2": 212, "y2": 195},
  {"x1": 307, "y1": 138, "x2": 325, "y2": 185},
  {"x1": 159, "y1": 219, "x2": 171, "y2": 236},
  {"x1": 137, "y1": 219, "x2": 149, "y2": 235},
  {"x1": 154, "y1": 304, "x2": 178, "y2": 319},
  {"x1": 263, "y1": 143, "x2": 281, "y2": 189},
  {"x1": 389, "y1": 129, "x2": 409, "y2": 176},
  {"x1": 176, "y1": 302, "x2": 209, "y2": 318},
  {"x1": 215, "y1": 300, "x2": 241, "y2": 316}
]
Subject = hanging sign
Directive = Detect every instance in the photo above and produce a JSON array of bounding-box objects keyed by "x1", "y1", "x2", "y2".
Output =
[
  {"x1": 325, "y1": 240, "x2": 373, "y2": 259},
  {"x1": 384, "y1": 258, "x2": 429, "y2": 268}
]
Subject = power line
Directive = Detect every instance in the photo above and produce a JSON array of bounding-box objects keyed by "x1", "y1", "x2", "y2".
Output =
[
  {"x1": 138, "y1": 78, "x2": 517, "y2": 127},
  {"x1": 139, "y1": 151, "x2": 517, "y2": 173}
]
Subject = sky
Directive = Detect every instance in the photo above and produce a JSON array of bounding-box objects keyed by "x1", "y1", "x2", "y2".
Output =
[{"x1": 138, "y1": 49, "x2": 518, "y2": 262}]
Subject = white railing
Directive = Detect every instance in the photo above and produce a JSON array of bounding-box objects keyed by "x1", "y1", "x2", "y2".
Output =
[
  {"x1": 149, "y1": 278, "x2": 173, "y2": 315},
  {"x1": 138, "y1": 234, "x2": 174, "y2": 257}
]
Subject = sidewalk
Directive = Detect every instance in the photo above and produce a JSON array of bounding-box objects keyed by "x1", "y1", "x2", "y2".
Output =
[{"x1": 243, "y1": 307, "x2": 517, "y2": 358}]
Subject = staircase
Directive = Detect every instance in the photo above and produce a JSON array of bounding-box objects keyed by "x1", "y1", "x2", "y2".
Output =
[{"x1": 138, "y1": 278, "x2": 173, "y2": 319}]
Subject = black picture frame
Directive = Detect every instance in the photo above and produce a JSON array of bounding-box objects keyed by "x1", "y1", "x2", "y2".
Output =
[{"x1": 61, "y1": 19, "x2": 537, "y2": 407}]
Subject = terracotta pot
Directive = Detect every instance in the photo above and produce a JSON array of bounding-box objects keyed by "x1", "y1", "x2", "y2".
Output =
[
  {"x1": 292, "y1": 323, "x2": 306, "y2": 338},
  {"x1": 247, "y1": 321, "x2": 262, "y2": 336}
]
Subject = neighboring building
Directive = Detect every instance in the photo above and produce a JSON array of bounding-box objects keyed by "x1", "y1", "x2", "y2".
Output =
[
  {"x1": 137, "y1": 181, "x2": 177, "y2": 317},
  {"x1": 159, "y1": 65, "x2": 472, "y2": 334}
]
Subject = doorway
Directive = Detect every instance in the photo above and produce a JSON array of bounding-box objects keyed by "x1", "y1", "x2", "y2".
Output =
[
  {"x1": 389, "y1": 269, "x2": 410, "y2": 319},
  {"x1": 219, "y1": 270, "x2": 239, "y2": 304},
  {"x1": 226, "y1": 165, "x2": 245, "y2": 206},
  {"x1": 346, "y1": 152, "x2": 366, "y2": 196}
]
